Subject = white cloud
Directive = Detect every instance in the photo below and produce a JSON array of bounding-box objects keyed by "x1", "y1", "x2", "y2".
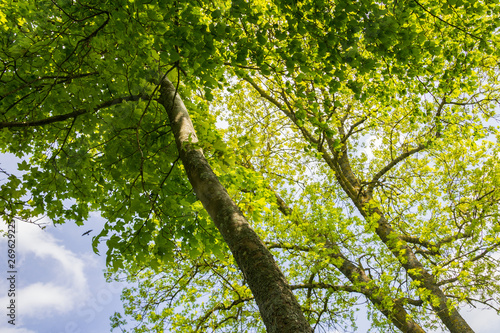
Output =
[
  {"x1": 17, "y1": 219, "x2": 89, "y2": 291},
  {"x1": 0, "y1": 218, "x2": 91, "y2": 327}
]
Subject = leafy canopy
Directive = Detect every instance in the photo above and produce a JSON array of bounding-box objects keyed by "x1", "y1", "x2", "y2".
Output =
[{"x1": 1, "y1": 0, "x2": 500, "y2": 332}]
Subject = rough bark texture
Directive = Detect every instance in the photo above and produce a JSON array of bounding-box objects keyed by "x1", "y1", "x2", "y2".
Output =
[
  {"x1": 333, "y1": 149, "x2": 475, "y2": 333},
  {"x1": 157, "y1": 77, "x2": 313, "y2": 333},
  {"x1": 335, "y1": 145, "x2": 475, "y2": 333},
  {"x1": 334, "y1": 113, "x2": 474, "y2": 333},
  {"x1": 325, "y1": 141, "x2": 474, "y2": 333}
]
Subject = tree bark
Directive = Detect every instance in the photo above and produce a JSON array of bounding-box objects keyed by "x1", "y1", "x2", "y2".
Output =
[
  {"x1": 330, "y1": 134, "x2": 475, "y2": 333},
  {"x1": 157, "y1": 77, "x2": 313, "y2": 333}
]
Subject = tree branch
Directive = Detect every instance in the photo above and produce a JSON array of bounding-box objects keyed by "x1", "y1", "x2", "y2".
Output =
[
  {"x1": 0, "y1": 94, "x2": 150, "y2": 129},
  {"x1": 367, "y1": 96, "x2": 447, "y2": 196},
  {"x1": 411, "y1": 0, "x2": 483, "y2": 40},
  {"x1": 268, "y1": 187, "x2": 427, "y2": 333},
  {"x1": 195, "y1": 296, "x2": 254, "y2": 331},
  {"x1": 367, "y1": 143, "x2": 427, "y2": 196},
  {"x1": 1, "y1": 72, "x2": 98, "y2": 100}
]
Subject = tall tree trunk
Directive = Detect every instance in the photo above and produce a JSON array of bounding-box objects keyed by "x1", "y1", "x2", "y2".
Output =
[{"x1": 157, "y1": 77, "x2": 313, "y2": 333}]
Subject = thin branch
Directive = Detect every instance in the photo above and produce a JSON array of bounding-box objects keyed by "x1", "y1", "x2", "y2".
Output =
[
  {"x1": 367, "y1": 143, "x2": 426, "y2": 196},
  {"x1": 223, "y1": 62, "x2": 261, "y2": 70},
  {"x1": 445, "y1": 294, "x2": 500, "y2": 312},
  {"x1": 243, "y1": 77, "x2": 288, "y2": 115},
  {"x1": 471, "y1": 241, "x2": 500, "y2": 262},
  {"x1": 367, "y1": 96, "x2": 448, "y2": 195},
  {"x1": 400, "y1": 235, "x2": 434, "y2": 249},
  {"x1": 195, "y1": 297, "x2": 254, "y2": 331},
  {"x1": 1, "y1": 72, "x2": 98, "y2": 99},
  {"x1": 437, "y1": 277, "x2": 459, "y2": 286},
  {"x1": 341, "y1": 117, "x2": 367, "y2": 143},
  {"x1": 395, "y1": 297, "x2": 424, "y2": 307}
]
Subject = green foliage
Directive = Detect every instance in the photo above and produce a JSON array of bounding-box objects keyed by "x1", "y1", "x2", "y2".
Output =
[{"x1": 1, "y1": 0, "x2": 500, "y2": 332}]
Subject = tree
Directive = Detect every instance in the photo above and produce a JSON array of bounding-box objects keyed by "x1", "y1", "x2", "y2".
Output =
[{"x1": 1, "y1": 0, "x2": 499, "y2": 332}]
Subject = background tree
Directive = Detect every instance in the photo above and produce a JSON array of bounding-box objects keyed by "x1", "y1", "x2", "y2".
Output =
[{"x1": 1, "y1": 0, "x2": 500, "y2": 332}]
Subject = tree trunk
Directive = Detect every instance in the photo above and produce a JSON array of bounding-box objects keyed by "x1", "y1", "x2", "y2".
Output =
[{"x1": 157, "y1": 77, "x2": 313, "y2": 333}]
